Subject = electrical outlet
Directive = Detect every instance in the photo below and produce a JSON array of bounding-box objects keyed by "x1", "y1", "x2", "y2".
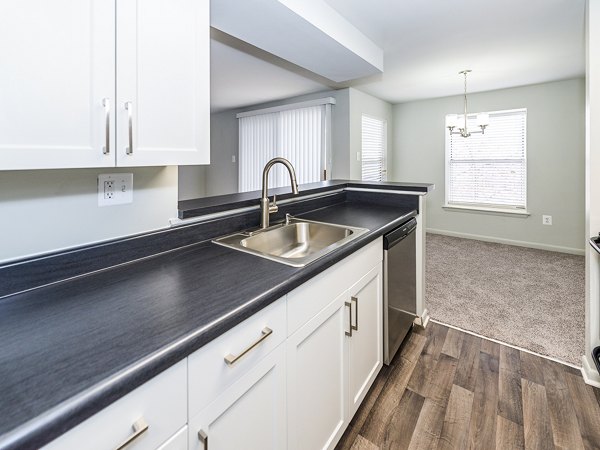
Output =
[
  {"x1": 232, "y1": 155, "x2": 236, "y2": 163},
  {"x1": 98, "y1": 173, "x2": 133, "y2": 206},
  {"x1": 103, "y1": 180, "x2": 114, "y2": 199},
  {"x1": 542, "y1": 215, "x2": 552, "y2": 225}
]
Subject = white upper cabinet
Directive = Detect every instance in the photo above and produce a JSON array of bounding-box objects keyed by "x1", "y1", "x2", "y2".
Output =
[
  {"x1": 0, "y1": 0, "x2": 116, "y2": 170},
  {"x1": 116, "y1": 0, "x2": 210, "y2": 166},
  {"x1": 0, "y1": 0, "x2": 209, "y2": 170}
]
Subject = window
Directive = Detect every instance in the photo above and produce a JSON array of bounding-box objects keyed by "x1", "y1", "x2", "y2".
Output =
[
  {"x1": 361, "y1": 115, "x2": 387, "y2": 181},
  {"x1": 445, "y1": 108, "x2": 527, "y2": 212},
  {"x1": 237, "y1": 98, "x2": 334, "y2": 193}
]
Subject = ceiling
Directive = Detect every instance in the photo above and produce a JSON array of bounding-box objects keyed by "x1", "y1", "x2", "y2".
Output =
[{"x1": 210, "y1": 0, "x2": 585, "y2": 111}]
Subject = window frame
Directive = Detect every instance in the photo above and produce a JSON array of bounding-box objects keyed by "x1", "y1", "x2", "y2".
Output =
[
  {"x1": 361, "y1": 113, "x2": 388, "y2": 182},
  {"x1": 444, "y1": 108, "x2": 528, "y2": 215}
]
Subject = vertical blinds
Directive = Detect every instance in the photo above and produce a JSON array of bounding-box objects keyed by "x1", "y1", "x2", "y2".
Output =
[
  {"x1": 238, "y1": 105, "x2": 324, "y2": 192},
  {"x1": 362, "y1": 115, "x2": 386, "y2": 181},
  {"x1": 447, "y1": 109, "x2": 527, "y2": 209}
]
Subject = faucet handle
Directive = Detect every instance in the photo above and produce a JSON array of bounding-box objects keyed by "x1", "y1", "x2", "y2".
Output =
[{"x1": 268, "y1": 195, "x2": 278, "y2": 214}]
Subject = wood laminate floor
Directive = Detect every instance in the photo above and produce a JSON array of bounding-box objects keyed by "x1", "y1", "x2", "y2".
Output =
[{"x1": 336, "y1": 322, "x2": 600, "y2": 450}]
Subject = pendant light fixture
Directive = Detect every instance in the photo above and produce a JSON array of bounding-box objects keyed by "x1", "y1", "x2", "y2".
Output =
[{"x1": 446, "y1": 70, "x2": 489, "y2": 138}]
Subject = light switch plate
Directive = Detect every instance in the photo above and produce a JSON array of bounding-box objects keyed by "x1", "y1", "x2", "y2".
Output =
[{"x1": 98, "y1": 173, "x2": 133, "y2": 206}]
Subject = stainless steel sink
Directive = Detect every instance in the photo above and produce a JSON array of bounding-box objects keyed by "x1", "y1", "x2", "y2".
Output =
[{"x1": 213, "y1": 217, "x2": 369, "y2": 267}]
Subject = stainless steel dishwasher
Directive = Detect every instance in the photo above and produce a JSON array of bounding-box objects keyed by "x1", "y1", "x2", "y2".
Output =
[{"x1": 383, "y1": 217, "x2": 417, "y2": 365}]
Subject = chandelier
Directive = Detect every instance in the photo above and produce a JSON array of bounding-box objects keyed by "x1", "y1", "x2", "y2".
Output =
[{"x1": 446, "y1": 70, "x2": 489, "y2": 138}]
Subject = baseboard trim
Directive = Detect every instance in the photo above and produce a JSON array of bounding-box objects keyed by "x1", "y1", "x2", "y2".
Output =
[
  {"x1": 431, "y1": 319, "x2": 582, "y2": 370},
  {"x1": 427, "y1": 228, "x2": 585, "y2": 256},
  {"x1": 581, "y1": 355, "x2": 600, "y2": 388}
]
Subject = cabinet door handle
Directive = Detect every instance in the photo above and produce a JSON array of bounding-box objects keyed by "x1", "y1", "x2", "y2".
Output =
[
  {"x1": 102, "y1": 98, "x2": 110, "y2": 155},
  {"x1": 125, "y1": 101, "x2": 133, "y2": 155},
  {"x1": 115, "y1": 417, "x2": 149, "y2": 450},
  {"x1": 198, "y1": 430, "x2": 208, "y2": 450},
  {"x1": 345, "y1": 301, "x2": 352, "y2": 337},
  {"x1": 351, "y1": 296, "x2": 359, "y2": 331},
  {"x1": 224, "y1": 327, "x2": 272, "y2": 366}
]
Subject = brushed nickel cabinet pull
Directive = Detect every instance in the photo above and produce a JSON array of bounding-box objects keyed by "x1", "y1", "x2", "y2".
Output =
[
  {"x1": 345, "y1": 301, "x2": 352, "y2": 337},
  {"x1": 198, "y1": 430, "x2": 208, "y2": 450},
  {"x1": 125, "y1": 101, "x2": 133, "y2": 155},
  {"x1": 102, "y1": 98, "x2": 110, "y2": 155},
  {"x1": 115, "y1": 417, "x2": 149, "y2": 450},
  {"x1": 351, "y1": 296, "x2": 359, "y2": 331},
  {"x1": 224, "y1": 327, "x2": 273, "y2": 366}
]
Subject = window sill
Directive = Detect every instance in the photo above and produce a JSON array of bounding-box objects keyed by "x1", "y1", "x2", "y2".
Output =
[{"x1": 443, "y1": 204, "x2": 530, "y2": 217}]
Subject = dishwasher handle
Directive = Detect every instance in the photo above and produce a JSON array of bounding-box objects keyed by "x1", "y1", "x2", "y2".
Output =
[{"x1": 384, "y1": 218, "x2": 417, "y2": 249}]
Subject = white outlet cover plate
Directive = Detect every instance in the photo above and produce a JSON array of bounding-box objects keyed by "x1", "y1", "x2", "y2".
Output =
[
  {"x1": 98, "y1": 173, "x2": 133, "y2": 206},
  {"x1": 542, "y1": 215, "x2": 552, "y2": 225}
]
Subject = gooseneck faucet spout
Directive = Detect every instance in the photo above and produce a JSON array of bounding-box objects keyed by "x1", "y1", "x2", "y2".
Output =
[{"x1": 260, "y1": 157, "x2": 300, "y2": 229}]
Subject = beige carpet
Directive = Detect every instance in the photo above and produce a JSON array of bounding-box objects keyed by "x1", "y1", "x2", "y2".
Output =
[{"x1": 426, "y1": 233, "x2": 585, "y2": 366}]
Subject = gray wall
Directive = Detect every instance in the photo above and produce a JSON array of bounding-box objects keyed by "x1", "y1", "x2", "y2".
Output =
[
  {"x1": 392, "y1": 78, "x2": 585, "y2": 253},
  {"x1": 349, "y1": 88, "x2": 393, "y2": 180},
  {"x1": 181, "y1": 87, "x2": 396, "y2": 198},
  {"x1": 179, "y1": 88, "x2": 351, "y2": 198},
  {"x1": 0, "y1": 166, "x2": 178, "y2": 262}
]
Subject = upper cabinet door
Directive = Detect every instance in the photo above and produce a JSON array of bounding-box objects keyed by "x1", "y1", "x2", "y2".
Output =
[
  {"x1": 116, "y1": 0, "x2": 210, "y2": 167},
  {"x1": 0, "y1": 0, "x2": 116, "y2": 170}
]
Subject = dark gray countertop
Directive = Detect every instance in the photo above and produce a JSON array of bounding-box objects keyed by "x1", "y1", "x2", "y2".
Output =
[
  {"x1": 0, "y1": 201, "x2": 417, "y2": 449},
  {"x1": 178, "y1": 179, "x2": 433, "y2": 219}
]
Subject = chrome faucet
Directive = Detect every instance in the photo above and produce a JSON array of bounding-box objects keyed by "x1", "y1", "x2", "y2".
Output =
[{"x1": 260, "y1": 157, "x2": 299, "y2": 228}]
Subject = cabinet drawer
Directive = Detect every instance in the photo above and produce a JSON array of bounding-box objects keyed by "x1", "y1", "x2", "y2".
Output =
[
  {"x1": 188, "y1": 298, "x2": 286, "y2": 417},
  {"x1": 157, "y1": 426, "x2": 187, "y2": 450},
  {"x1": 287, "y1": 238, "x2": 382, "y2": 335},
  {"x1": 44, "y1": 359, "x2": 187, "y2": 450}
]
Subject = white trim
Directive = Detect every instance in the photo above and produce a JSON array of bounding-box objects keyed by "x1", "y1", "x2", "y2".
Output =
[
  {"x1": 427, "y1": 228, "x2": 585, "y2": 256},
  {"x1": 345, "y1": 187, "x2": 428, "y2": 196},
  {"x1": 445, "y1": 108, "x2": 528, "y2": 210},
  {"x1": 581, "y1": 354, "x2": 600, "y2": 387},
  {"x1": 432, "y1": 319, "x2": 582, "y2": 370},
  {"x1": 236, "y1": 97, "x2": 336, "y2": 118},
  {"x1": 443, "y1": 204, "x2": 530, "y2": 217}
]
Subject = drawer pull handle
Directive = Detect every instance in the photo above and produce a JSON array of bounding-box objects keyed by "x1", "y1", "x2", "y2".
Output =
[
  {"x1": 224, "y1": 327, "x2": 273, "y2": 366},
  {"x1": 345, "y1": 301, "x2": 352, "y2": 337},
  {"x1": 115, "y1": 417, "x2": 149, "y2": 450},
  {"x1": 125, "y1": 101, "x2": 133, "y2": 155},
  {"x1": 198, "y1": 430, "x2": 208, "y2": 450},
  {"x1": 351, "y1": 296, "x2": 359, "y2": 331},
  {"x1": 102, "y1": 98, "x2": 110, "y2": 155}
]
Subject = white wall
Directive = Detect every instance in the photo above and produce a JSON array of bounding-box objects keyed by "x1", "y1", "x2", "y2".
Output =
[
  {"x1": 207, "y1": 110, "x2": 240, "y2": 196},
  {"x1": 584, "y1": 0, "x2": 600, "y2": 385},
  {"x1": 349, "y1": 88, "x2": 393, "y2": 180},
  {"x1": 179, "y1": 166, "x2": 207, "y2": 200},
  {"x1": 392, "y1": 78, "x2": 585, "y2": 254},
  {"x1": 0, "y1": 167, "x2": 178, "y2": 263}
]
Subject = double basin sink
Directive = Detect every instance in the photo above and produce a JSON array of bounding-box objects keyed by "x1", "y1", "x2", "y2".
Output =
[{"x1": 214, "y1": 216, "x2": 369, "y2": 267}]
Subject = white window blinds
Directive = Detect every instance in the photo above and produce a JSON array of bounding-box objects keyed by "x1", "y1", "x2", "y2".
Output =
[
  {"x1": 446, "y1": 108, "x2": 527, "y2": 209},
  {"x1": 361, "y1": 115, "x2": 386, "y2": 181},
  {"x1": 238, "y1": 105, "x2": 326, "y2": 193}
]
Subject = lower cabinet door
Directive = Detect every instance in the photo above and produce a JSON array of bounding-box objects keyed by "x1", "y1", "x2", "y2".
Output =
[
  {"x1": 348, "y1": 264, "x2": 383, "y2": 417},
  {"x1": 188, "y1": 344, "x2": 286, "y2": 450},
  {"x1": 157, "y1": 426, "x2": 188, "y2": 450},
  {"x1": 287, "y1": 293, "x2": 348, "y2": 450}
]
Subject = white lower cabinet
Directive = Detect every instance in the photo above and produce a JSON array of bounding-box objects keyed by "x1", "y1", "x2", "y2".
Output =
[
  {"x1": 286, "y1": 238, "x2": 383, "y2": 450},
  {"x1": 44, "y1": 239, "x2": 384, "y2": 450},
  {"x1": 157, "y1": 426, "x2": 188, "y2": 450},
  {"x1": 188, "y1": 344, "x2": 286, "y2": 450},
  {"x1": 347, "y1": 265, "x2": 383, "y2": 417},
  {"x1": 287, "y1": 293, "x2": 349, "y2": 450},
  {"x1": 44, "y1": 360, "x2": 187, "y2": 450}
]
